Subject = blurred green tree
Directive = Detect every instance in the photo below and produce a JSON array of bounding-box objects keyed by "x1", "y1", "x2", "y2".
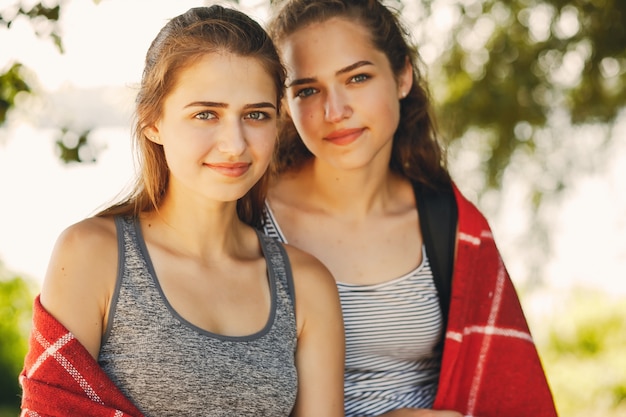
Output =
[
  {"x1": 0, "y1": 264, "x2": 35, "y2": 415},
  {"x1": 1, "y1": 2, "x2": 60, "y2": 122},
  {"x1": 430, "y1": 0, "x2": 626, "y2": 187},
  {"x1": 1, "y1": 2, "x2": 625, "y2": 415},
  {"x1": 1, "y1": 0, "x2": 624, "y2": 279},
  {"x1": 2, "y1": 0, "x2": 624, "y2": 172},
  {"x1": 0, "y1": 1, "x2": 95, "y2": 163}
]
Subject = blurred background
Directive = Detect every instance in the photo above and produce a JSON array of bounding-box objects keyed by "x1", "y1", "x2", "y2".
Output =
[{"x1": 0, "y1": 0, "x2": 624, "y2": 416}]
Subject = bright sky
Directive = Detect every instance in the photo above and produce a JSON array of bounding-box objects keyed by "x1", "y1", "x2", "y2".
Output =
[{"x1": 0, "y1": 0, "x2": 625, "y2": 310}]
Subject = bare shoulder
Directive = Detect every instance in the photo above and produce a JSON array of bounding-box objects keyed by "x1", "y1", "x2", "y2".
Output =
[
  {"x1": 282, "y1": 243, "x2": 337, "y2": 293},
  {"x1": 281, "y1": 243, "x2": 342, "y2": 337},
  {"x1": 281, "y1": 243, "x2": 345, "y2": 416},
  {"x1": 41, "y1": 215, "x2": 118, "y2": 302},
  {"x1": 42, "y1": 217, "x2": 117, "y2": 290},
  {"x1": 40, "y1": 216, "x2": 119, "y2": 357},
  {"x1": 57, "y1": 216, "x2": 117, "y2": 245},
  {"x1": 45, "y1": 216, "x2": 117, "y2": 276}
]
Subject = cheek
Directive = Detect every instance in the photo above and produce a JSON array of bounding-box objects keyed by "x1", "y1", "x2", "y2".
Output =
[
  {"x1": 289, "y1": 101, "x2": 318, "y2": 138},
  {"x1": 165, "y1": 136, "x2": 208, "y2": 162},
  {"x1": 367, "y1": 85, "x2": 401, "y2": 134},
  {"x1": 248, "y1": 128, "x2": 277, "y2": 160},
  {"x1": 261, "y1": 137, "x2": 277, "y2": 160},
  {"x1": 380, "y1": 98, "x2": 400, "y2": 125}
]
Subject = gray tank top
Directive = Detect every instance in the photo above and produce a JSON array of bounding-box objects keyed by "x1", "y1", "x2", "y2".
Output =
[{"x1": 98, "y1": 216, "x2": 298, "y2": 417}]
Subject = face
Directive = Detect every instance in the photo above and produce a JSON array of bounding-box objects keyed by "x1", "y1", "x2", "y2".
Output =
[
  {"x1": 280, "y1": 17, "x2": 412, "y2": 171},
  {"x1": 146, "y1": 53, "x2": 277, "y2": 203}
]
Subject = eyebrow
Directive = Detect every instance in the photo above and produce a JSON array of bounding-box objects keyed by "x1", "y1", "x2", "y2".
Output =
[
  {"x1": 286, "y1": 60, "x2": 374, "y2": 88},
  {"x1": 184, "y1": 101, "x2": 276, "y2": 109}
]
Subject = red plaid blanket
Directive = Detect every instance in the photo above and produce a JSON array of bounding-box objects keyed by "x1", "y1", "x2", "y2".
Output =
[
  {"x1": 19, "y1": 296, "x2": 144, "y2": 417},
  {"x1": 433, "y1": 185, "x2": 558, "y2": 416}
]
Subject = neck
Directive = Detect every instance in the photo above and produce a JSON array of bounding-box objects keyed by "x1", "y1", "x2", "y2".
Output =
[
  {"x1": 142, "y1": 191, "x2": 250, "y2": 261},
  {"x1": 296, "y1": 157, "x2": 408, "y2": 219}
]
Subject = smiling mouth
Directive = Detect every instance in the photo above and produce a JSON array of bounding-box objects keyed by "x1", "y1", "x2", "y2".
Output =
[
  {"x1": 205, "y1": 162, "x2": 251, "y2": 177},
  {"x1": 324, "y1": 128, "x2": 364, "y2": 145}
]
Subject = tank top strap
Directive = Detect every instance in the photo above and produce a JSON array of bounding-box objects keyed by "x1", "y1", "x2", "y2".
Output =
[
  {"x1": 99, "y1": 217, "x2": 299, "y2": 415},
  {"x1": 256, "y1": 229, "x2": 296, "y2": 312},
  {"x1": 102, "y1": 215, "x2": 155, "y2": 343}
]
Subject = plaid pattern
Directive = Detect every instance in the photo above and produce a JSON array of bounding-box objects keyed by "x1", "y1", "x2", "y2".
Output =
[
  {"x1": 19, "y1": 296, "x2": 144, "y2": 417},
  {"x1": 432, "y1": 185, "x2": 558, "y2": 416}
]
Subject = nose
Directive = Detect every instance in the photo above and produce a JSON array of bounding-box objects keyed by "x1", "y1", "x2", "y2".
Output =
[
  {"x1": 217, "y1": 120, "x2": 246, "y2": 156},
  {"x1": 324, "y1": 88, "x2": 352, "y2": 123}
]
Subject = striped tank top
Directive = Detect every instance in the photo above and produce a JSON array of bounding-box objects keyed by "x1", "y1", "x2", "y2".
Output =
[
  {"x1": 263, "y1": 203, "x2": 443, "y2": 417},
  {"x1": 98, "y1": 216, "x2": 298, "y2": 417}
]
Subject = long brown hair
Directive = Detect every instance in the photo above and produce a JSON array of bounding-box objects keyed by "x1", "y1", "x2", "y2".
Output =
[
  {"x1": 268, "y1": 0, "x2": 450, "y2": 189},
  {"x1": 98, "y1": 6, "x2": 286, "y2": 227}
]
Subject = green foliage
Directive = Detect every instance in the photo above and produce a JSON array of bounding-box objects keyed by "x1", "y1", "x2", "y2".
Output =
[
  {"x1": 0, "y1": 1, "x2": 97, "y2": 163},
  {"x1": 0, "y1": 2, "x2": 62, "y2": 51},
  {"x1": 1, "y1": 0, "x2": 622, "y2": 180},
  {"x1": 536, "y1": 290, "x2": 626, "y2": 416},
  {"x1": 433, "y1": 0, "x2": 626, "y2": 189},
  {"x1": 0, "y1": 1, "x2": 61, "y2": 127},
  {"x1": 0, "y1": 268, "x2": 35, "y2": 412},
  {"x1": 0, "y1": 0, "x2": 624, "y2": 275},
  {"x1": 55, "y1": 128, "x2": 95, "y2": 164},
  {"x1": 0, "y1": 63, "x2": 31, "y2": 126}
]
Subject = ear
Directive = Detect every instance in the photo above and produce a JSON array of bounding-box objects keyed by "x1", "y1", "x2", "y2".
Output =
[
  {"x1": 397, "y1": 56, "x2": 414, "y2": 99},
  {"x1": 144, "y1": 125, "x2": 162, "y2": 144}
]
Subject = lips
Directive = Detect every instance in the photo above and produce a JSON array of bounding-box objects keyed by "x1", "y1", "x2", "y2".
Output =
[
  {"x1": 323, "y1": 128, "x2": 364, "y2": 146},
  {"x1": 205, "y1": 162, "x2": 251, "y2": 177}
]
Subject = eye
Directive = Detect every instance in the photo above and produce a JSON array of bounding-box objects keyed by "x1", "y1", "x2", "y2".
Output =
[
  {"x1": 294, "y1": 87, "x2": 318, "y2": 99},
  {"x1": 244, "y1": 111, "x2": 271, "y2": 121},
  {"x1": 349, "y1": 73, "x2": 370, "y2": 84},
  {"x1": 194, "y1": 111, "x2": 216, "y2": 120}
]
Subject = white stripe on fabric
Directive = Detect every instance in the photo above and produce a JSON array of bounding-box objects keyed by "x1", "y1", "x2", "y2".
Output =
[
  {"x1": 31, "y1": 328, "x2": 104, "y2": 404},
  {"x1": 338, "y1": 248, "x2": 442, "y2": 417},
  {"x1": 459, "y1": 232, "x2": 481, "y2": 246},
  {"x1": 28, "y1": 330, "x2": 73, "y2": 378},
  {"x1": 467, "y1": 256, "x2": 506, "y2": 415},
  {"x1": 447, "y1": 325, "x2": 533, "y2": 344}
]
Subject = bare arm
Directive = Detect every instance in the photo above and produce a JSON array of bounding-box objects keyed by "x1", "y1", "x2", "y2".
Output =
[
  {"x1": 287, "y1": 245, "x2": 345, "y2": 417},
  {"x1": 39, "y1": 217, "x2": 118, "y2": 359}
]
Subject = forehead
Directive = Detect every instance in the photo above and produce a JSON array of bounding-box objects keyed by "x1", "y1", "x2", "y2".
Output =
[
  {"x1": 168, "y1": 52, "x2": 277, "y2": 102},
  {"x1": 279, "y1": 17, "x2": 385, "y2": 79}
]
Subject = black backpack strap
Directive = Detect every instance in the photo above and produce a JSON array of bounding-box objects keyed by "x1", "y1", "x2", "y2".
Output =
[{"x1": 413, "y1": 181, "x2": 458, "y2": 342}]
